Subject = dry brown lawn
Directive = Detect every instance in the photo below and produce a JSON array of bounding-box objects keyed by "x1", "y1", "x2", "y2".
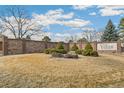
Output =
[{"x1": 0, "y1": 53, "x2": 124, "y2": 87}]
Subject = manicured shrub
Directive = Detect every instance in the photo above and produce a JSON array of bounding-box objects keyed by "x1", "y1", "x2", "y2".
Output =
[
  {"x1": 71, "y1": 43, "x2": 79, "y2": 51},
  {"x1": 64, "y1": 54, "x2": 78, "y2": 59},
  {"x1": 54, "y1": 42, "x2": 67, "y2": 54},
  {"x1": 84, "y1": 42, "x2": 93, "y2": 51},
  {"x1": 83, "y1": 43, "x2": 93, "y2": 56},
  {"x1": 50, "y1": 48, "x2": 57, "y2": 54},
  {"x1": 75, "y1": 49, "x2": 83, "y2": 55},
  {"x1": 47, "y1": 48, "x2": 67, "y2": 54},
  {"x1": 82, "y1": 43, "x2": 99, "y2": 57},
  {"x1": 51, "y1": 52, "x2": 64, "y2": 58},
  {"x1": 44, "y1": 48, "x2": 51, "y2": 54},
  {"x1": 90, "y1": 51, "x2": 99, "y2": 57},
  {"x1": 83, "y1": 49, "x2": 92, "y2": 56},
  {"x1": 68, "y1": 51, "x2": 76, "y2": 55},
  {"x1": 56, "y1": 42, "x2": 64, "y2": 49},
  {"x1": 56, "y1": 49, "x2": 67, "y2": 54},
  {"x1": 44, "y1": 48, "x2": 56, "y2": 54}
]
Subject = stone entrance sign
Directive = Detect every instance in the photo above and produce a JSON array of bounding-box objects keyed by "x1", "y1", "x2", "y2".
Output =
[{"x1": 97, "y1": 43, "x2": 117, "y2": 51}]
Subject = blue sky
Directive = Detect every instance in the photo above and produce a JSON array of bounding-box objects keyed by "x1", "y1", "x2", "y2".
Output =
[{"x1": 0, "y1": 5, "x2": 124, "y2": 41}]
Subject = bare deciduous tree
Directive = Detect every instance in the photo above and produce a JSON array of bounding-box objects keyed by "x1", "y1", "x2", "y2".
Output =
[
  {"x1": 65, "y1": 35, "x2": 78, "y2": 43},
  {"x1": 81, "y1": 29, "x2": 97, "y2": 42},
  {"x1": 0, "y1": 6, "x2": 44, "y2": 39}
]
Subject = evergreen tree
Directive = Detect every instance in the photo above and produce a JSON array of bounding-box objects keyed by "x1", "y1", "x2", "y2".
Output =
[
  {"x1": 26, "y1": 35, "x2": 31, "y2": 40},
  {"x1": 56, "y1": 42, "x2": 64, "y2": 49},
  {"x1": 118, "y1": 18, "x2": 124, "y2": 41},
  {"x1": 42, "y1": 36, "x2": 51, "y2": 42},
  {"x1": 101, "y1": 19, "x2": 119, "y2": 41},
  {"x1": 71, "y1": 43, "x2": 78, "y2": 51}
]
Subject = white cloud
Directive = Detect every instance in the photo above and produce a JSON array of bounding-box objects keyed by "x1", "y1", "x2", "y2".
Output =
[
  {"x1": 31, "y1": 32, "x2": 53, "y2": 41},
  {"x1": 51, "y1": 26, "x2": 95, "y2": 42},
  {"x1": 73, "y1": 5, "x2": 92, "y2": 10},
  {"x1": 32, "y1": 9, "x2": 75, "y2": 27},
  {"x1": 2, "y1": 30, "x2": 14, "y2": 38},
  {"x1": 81, "y1": 27, "x2": 95, "y2": 31},
  {"x1": 55, "y1": 33, "x2": 70, "y2": 37},
  {"x1": 46, "y1": 9, "x2": 74, "y2": 19},
  {"x1": 98, "y1": 5, "x2": 124, "y2": 16},
  {"x1": 62, "y1": 19, "x2": 91, "y2": 28},
  {"x1": 32, "y1": 13, "x2": 59, "y2": 27},
  {"x1": 31, "y1": 26, "x2": 97, "y2": 42},
  {"x1": 32, "y1": 9, "x2": 91, "y2": 28},
  {"x1": 89, "y1": 12, "x2": 96, "y2": 16}
]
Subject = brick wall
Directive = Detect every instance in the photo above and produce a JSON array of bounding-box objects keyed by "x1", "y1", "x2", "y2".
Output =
[
  {"x1": 25, "y1": 40, "x2": 46, "y2": 53},
  {"x1": 7, "y1": 39, "x2": 24, "y2": 54},
  {"x1": 1, "y1": 36, "x2": 69, "y2": 55},
  {"x1": 46, "y1": 42, "x2": 58, "y2": 49},
  {"x1": 0, "y1": 36, "x2": 124, "y2": 55}
]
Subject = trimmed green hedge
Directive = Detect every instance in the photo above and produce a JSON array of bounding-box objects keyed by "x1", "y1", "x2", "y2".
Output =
[
  {"x1": 82, "y1": 43, "x2": 99, "y2": 57},
  {"x1": 44, "y1": 48, "x2": 67, "y2": 54},
  {"x1": 56, "y1": 42, "x2": 64, "y2": 49},
  {"x1": 44, "y1": 48, "x2": 51, "y2": 54},
  {"x1": 56, "y1": 49, "x2": 67, "y2": 54},
  {"x1": 75, "y1": 49, "x2": 83, "y2": 55},
  {"x1": 71, "y1": 43, "x2": 79, "y2": 51}
]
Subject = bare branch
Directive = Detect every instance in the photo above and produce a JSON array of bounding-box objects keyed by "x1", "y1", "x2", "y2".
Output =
[{"x1": 0, "y1": 6, "x2": 44, "y2": 39}]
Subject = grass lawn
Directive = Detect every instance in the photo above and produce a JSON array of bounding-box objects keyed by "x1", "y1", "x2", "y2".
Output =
[{"x1": 0, "y1": 53, "x2": 124, "y2": 87}]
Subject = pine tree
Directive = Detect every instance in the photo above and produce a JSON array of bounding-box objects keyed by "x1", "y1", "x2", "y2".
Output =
[
  {"x1": 42, "y1": 36, "x2": 51, "y2": 42},
  {"x1": 118, "y1": 18, "x2": 124, "y2": 41},
  {"x1": 71, "y1": 43, "x2": 78, "y2": 51},
  {"x1": 56, "y1": 42, "x2": 64, "y2": 49},
  {"x1": 101, "y1": 19, "x2": 119, "y2": 41},
  {"x1": 26, "y1": 35, "x2": 31, "y2": 40}
]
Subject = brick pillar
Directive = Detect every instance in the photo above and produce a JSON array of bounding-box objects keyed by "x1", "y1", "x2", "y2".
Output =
[
  {"x1": 44, "y1": 42, "x2": 47, "y2": 49},
  {"x1": 2, "y1": 36, "x2": 8, "y2": 55},
  {"x1": 93, "y1": 41, "x2": 97, "y2": 51},
  {"x1": 22, "y1": 39, "x2": 26, "y2": 54},
  {"x1": 66, "y1": 43, "x2": 70, "y2": 51},
  {"x1": 69, "y1": 42, "x2": 71, "y2": 51},
  {"x1": 79, "y1": 42, "x2": 82, "y2": 49},
  {"x1": 117, "y1": 40, "x2": 121, "y2": 53}
]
